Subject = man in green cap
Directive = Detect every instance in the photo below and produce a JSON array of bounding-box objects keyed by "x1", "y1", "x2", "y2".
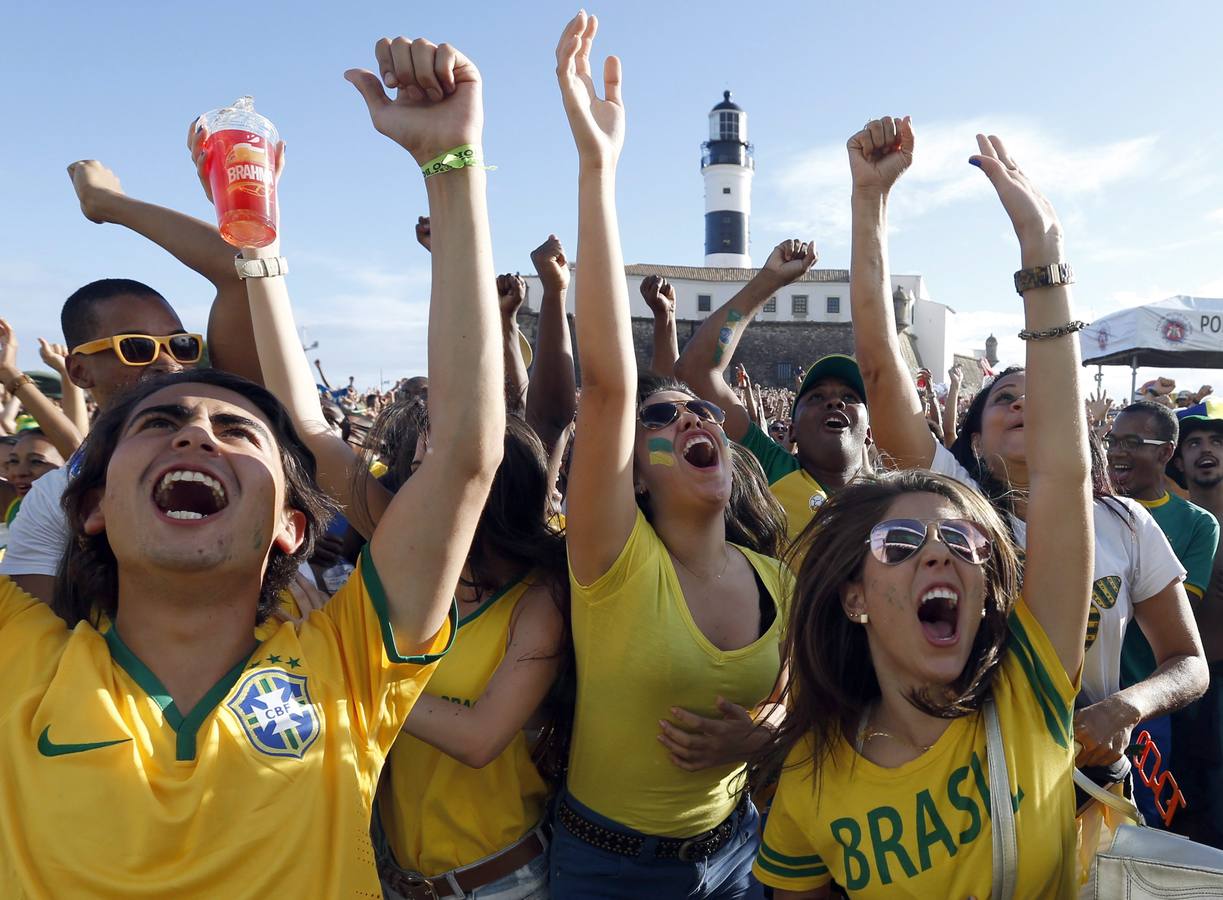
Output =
[{"x1": 676, "y1": 239, "x2": 872, "y2": 543}]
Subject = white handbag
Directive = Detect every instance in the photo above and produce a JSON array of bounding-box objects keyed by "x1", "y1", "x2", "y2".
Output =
[{"x1": 1073, "y1": 769, "x2": 1223, "y2": 898}]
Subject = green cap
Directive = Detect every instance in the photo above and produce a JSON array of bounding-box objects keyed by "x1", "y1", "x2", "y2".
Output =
[{"x1": 794, "y1": 354, "x2": 867, "y2": 415}]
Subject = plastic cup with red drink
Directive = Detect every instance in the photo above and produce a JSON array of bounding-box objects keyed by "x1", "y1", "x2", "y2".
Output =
[{"x1": 200, "y1": 97, "x2": 280, "y2": 248}]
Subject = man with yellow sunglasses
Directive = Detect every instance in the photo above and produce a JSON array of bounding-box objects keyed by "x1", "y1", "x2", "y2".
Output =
[{"x1": 2, "y1": 159, "x2": 265, "y2": 605}]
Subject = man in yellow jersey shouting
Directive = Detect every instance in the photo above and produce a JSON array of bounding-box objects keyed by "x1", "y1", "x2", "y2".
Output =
[{"x1": 0, "y1": 31, "x2": 504, "y2": 897}]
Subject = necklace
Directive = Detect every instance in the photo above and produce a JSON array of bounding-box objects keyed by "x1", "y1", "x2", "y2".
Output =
[
  {"x1": 855, "y1": 707, "x2": 936, "y2": 754},
  {"x1": 670, "y1": 546, "x2": 731, "y2": 581},
  {"x1": 859, "y1": 728, "x2": 936, "y2": 754}
]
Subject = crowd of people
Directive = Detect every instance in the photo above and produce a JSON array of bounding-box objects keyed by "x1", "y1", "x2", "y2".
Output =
[{"x1": 1, "y1": 12, "x2": 1220, "y2": 899}]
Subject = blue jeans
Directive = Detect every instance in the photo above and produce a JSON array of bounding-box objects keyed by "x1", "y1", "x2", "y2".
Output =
[
  {"x1": 549, "y1": 790, "x2": 763, "y2": 899},
  {"x1": 1132, "y1": 715, "x2": 1172, "y2": 828}
]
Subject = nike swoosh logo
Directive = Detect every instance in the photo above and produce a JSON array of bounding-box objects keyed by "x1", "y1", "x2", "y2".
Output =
[{"x1": 37, "y1": 726, "x2": 131, "y2": 757}]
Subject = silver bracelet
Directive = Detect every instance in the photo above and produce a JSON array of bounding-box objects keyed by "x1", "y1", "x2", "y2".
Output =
[{"x1": 1018, "y1": 320, "x2": 1087, "y2": 341}]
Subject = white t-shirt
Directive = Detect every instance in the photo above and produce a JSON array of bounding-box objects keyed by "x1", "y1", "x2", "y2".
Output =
[
  {"x1": 0, "y1": 464, "x2": 70, "y2": 578},
  {"x1": 931, "y1": 443, "x2": 1184, "y2": 704}
]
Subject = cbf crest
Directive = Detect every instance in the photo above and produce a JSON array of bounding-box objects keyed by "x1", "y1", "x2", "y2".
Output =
[{"x1": 227, "y1": 668, "x2": 319, "y2": 759}]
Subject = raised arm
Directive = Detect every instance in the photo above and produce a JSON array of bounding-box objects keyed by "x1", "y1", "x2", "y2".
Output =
[
  {"x1": 526, "y1": 235, "x2": 577, "y2": 453},
  {"x1": 347, "y1": 35, "x2": 503, "y2": 647},
  {"x1": 0, "y1": 320, "x2": 82, "y2": 459},
  {"x1": 847, "y1": 117, "x2": 934, "y2": 468},
  {"x1": 67, "y1": 160, "x2": 263, "y2": 385},
  {"x1": 187, "y1": 129, "x2": 391, "y2": 539},
  {"x1": 675, "y1": 240, "x2": 815, "y2": 443},
  {"x1": 496, "y1": 273, "x2": 530, "y2": 416},
  {"x1": 640, "y1": 275, "x2": 679, "y2": 376},
  {"x1": 555, "y1": 11, "x2": 634, "y2": 584},
  {"x1": 38, "y1": 339, "x2": 89, "y2": 438},
  {"x1": 942, "y1": 363, "x2": 962, "y2": 448},
  {"x1": 973, "y1": 134, "x2": 1091, "y2": 677}
]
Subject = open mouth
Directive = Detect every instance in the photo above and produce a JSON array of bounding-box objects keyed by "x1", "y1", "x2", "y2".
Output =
[
  {"x1": 1109, "y1": 462, "x2": 1133, "y2": 483},
  {"x1": 681, "y1": 433, "x2": 719, "y2": 469},
  {"x1": 1197, "y1": 455, "x2": 1218, "y2": 471},
  {"x1": 917, "y1": 586, "x2": 960, "y2": 646},
  {"x1": 152, "y1": 469, "x2": 228, "y2": 521},
  {"x1": 823, "y1": 412, "x2": 850, "y2": 431}
]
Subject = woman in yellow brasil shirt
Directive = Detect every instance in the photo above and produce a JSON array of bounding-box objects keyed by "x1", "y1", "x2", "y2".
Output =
[{"x1": 751, "y1": 122, "x2": 1093, "y2": 899}]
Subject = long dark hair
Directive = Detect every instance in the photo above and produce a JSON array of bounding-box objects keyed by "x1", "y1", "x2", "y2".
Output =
[
  {"x1": 635, "y1": 374, "x2": 788, "y2": 557},
  {"x1": 357, "y1": 399, "x2": 574, "y2": 783},
  {"x1": 52, "y1": 370, "x2": 338, "y2": 627},
  {"x1": 752, "y1": 470, "x2": 1023, "y2": 794},
  {"x1": 950, "y1": 366, "x2": 1127, "y2": 524}
]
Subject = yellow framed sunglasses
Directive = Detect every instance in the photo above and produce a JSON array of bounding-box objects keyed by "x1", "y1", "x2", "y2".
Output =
[{"x1": 70, "y1": 333, "x2": 204, "y2": 367}]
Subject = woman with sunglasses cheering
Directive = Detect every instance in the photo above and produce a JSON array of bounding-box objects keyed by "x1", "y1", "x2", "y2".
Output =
[
  {"x1": 551, "y1": 12, "x2": 789, "y2": 898},
  {"x1": 845, "y1": 117, "x2": 1205, "y2": 801},
  {"x1": 750, "y1": 135, "x2": 1093, "y2": 899},
  {"x1": 753, "y1": 133, "x2": 1090, "y2": 900}
]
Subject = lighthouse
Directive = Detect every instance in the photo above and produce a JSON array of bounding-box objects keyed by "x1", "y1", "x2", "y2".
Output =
[{"x1": 701, "y1": 91, "x2": 754, "y2": 267}]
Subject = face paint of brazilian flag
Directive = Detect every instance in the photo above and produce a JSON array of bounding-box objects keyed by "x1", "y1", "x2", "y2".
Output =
[{"x1": 648, "y1": 437, "x2": 676, "y2": 467}]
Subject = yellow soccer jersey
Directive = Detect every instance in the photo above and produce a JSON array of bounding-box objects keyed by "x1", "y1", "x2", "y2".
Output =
[
  {"x1": 377, "y1": 575, "x2": 549, "y2": 876},
  {"x1": 0, "y1": 544, "x2": 454, "y2": 898},
  {"x1": 739, "y1": 422, "x2": 825, "y2": 544},
  {"x1": 568, "y1": 509, "x2": 792, "y2": 837},
  {"x1": 754, "y1": 599, "x2": 1078, "y2": 899}
]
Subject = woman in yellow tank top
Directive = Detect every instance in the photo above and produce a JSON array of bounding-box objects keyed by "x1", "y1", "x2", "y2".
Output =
[
  {"x1": 372, "y1": 414, "x2": 569, "y2": 900},
  {"x1": 551, "y1": 14, "x2": 790, "y2": 898},
  {"x1": 750, "y1": 124, "x2": 1094, "y2": 899}
]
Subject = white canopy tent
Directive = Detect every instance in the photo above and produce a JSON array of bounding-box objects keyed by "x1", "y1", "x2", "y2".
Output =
[{"x1": 1080, "y1": 295, "x2": 1223, "y2": 397}]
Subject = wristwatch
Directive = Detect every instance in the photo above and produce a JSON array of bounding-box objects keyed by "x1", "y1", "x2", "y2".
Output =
[
  {"x1": 1013, "y1": 262, "x2": 1073, "y2": 295},
  {"x1": 234, "y1": 254, "x2": 289, "y2": 280}
]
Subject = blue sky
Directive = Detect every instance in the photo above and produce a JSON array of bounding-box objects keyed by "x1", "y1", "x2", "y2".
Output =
[{"x1": 4, "y1": 1, "x2": 1221, "y2": 401}]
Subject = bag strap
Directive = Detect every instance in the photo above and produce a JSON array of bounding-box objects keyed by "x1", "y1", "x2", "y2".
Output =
[
  {"x1": 1072, "y1": 768, "x2": 1143, "y2": 825},
  {"x1": 985, "y1": 698, "x2": 1017, "y2": 900}
]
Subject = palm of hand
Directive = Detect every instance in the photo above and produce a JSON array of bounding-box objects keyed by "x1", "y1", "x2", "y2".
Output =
[
  {"x1": 993, "y1": 172, "x2": 1061, "y2": 247},
  {"x1": 563, "y1": 76, "x2": 623, "y2": 162},
  {"x1": 40, "y1": 348, "x2": 67, "y2": 375}
]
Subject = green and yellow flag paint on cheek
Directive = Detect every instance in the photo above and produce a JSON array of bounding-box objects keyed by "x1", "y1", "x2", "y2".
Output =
[{"x1": 648, "y1": 437, "x2": 676, "y2": 466}]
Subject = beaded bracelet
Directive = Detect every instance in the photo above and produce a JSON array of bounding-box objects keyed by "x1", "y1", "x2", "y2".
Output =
[
  {"x1": 5, "y1": 373, "x2": 32, "y2": 395},
  {"x1": 1018, "y1": 320, "x2": 1087, "y2": 341}
]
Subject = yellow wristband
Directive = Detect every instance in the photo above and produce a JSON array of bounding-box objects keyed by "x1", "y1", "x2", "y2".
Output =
[{"x1": 420, "y1": 144, "x2": 494, "y2": 179}]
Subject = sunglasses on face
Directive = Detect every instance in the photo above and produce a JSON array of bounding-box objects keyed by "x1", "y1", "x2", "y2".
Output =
[
  {"x1": 866, "y1": 518, "x2": 992, "y2": 566},
  {"x1": 71, "y1": 333, "x2": 204, "y2": 367},
  {"x1": 638, "y1": 399, "x2": 726, "y2": 430},
  {"x1": 1102, "y1": 434, "x2": 1168, "y2": 452}
]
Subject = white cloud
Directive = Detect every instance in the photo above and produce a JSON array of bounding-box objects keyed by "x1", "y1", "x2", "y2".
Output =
[{"x1": 766, "y1": 118, "x2": 1159, "y2": 240}]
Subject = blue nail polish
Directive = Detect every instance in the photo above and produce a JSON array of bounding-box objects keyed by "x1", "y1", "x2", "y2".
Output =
[{"x1": 969, "y1": 158, "x2": 982, "y2": 168}]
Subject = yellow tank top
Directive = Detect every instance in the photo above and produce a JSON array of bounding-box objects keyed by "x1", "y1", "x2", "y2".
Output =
[
  {"x1": 377, "y1": 576, "x2": 550, "y2": 876},
  {"x1": 568, "y1": 510, "x2": 792, "y2": 837}
]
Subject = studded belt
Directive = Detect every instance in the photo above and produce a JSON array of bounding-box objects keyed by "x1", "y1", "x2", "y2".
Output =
[{"x1": 557, "y1": 793, "x2": 750, "y2": 863}]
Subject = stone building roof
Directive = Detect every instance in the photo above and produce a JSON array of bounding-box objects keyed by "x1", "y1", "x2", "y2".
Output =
[
  {"x1": 517, "y1": 308, "x2": 925, "y2": 389},
  {"x1": 951, "y1": 352, "x2": 989, "y2": 396},
  {"x1": 624, "y1": 263, "x2": 851, "y2": 284}
]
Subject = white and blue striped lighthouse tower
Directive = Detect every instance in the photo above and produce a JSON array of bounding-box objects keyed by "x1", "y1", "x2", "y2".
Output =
[{"x1": 701, "y1": 91, "x2": 754, "y2": 267}]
